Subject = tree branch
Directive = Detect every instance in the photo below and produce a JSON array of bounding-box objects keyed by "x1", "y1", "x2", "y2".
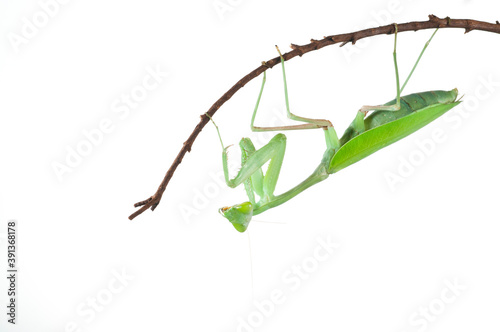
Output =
[{"x1": 129, "y1": 14, "x2": 500, "y2": 220}]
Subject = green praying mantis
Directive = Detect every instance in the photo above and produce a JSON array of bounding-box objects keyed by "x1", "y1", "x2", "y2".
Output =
[{"x1": 208, "y1": 24, "x2": 461, "y2": 232}]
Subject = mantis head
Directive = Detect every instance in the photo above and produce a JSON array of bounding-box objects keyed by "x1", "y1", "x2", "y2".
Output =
[{"x1": 219, "y1": 202, "x2": 253, "y2": 232}]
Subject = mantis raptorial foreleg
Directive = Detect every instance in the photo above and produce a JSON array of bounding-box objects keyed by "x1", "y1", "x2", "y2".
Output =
[
  {"x1": 209, "y1": 119, "x2": 287, "y2": 200},
  {"x1": 228, "y1": 134, "x2": 286, "y2": 206},
  {"x1": 207, "y1": 112, "x2": 287, "y2": 206},
  {"x1": 239, "y1": 138, "x2": 264, "y2": 204}
]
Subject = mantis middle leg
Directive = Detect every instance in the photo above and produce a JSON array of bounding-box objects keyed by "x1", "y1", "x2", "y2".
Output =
[{"x1": 250, "y1": 48, "x2": 340, "y2": 151}]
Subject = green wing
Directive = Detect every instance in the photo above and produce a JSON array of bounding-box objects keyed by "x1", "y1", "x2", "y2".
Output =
[{"x1": 329, "y1": 101, "x2": 461, "y2": 174}]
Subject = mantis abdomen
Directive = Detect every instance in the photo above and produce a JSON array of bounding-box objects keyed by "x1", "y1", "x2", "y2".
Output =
[
  {"x1": 339, "y1": 89, "x2": 458, "y2": 146},
  {"x1": 330, "y1": 89, "x2": 460, "y2": 174},
  {"x1": 366, "y1": 89, "x2": 458, "y2": 127}
]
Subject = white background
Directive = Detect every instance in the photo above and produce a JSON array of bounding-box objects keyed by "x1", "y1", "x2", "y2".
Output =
[{"x1": 1, "y1": 0, "x2": 499, "y2": 331}]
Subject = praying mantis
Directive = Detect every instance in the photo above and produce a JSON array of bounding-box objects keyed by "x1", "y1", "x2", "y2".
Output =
[{"x1": 208, "y1": 24, "x2": 461, "y2": 232}]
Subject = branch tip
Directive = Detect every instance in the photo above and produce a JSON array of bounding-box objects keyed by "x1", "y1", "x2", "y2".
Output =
[{"x1": 134, "y1": 197, "x2": 152, "y2": 207}]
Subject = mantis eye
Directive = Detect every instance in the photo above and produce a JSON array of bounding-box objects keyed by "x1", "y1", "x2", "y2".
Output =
[{"x1": 219, "y1": 202, "x2": 253, "y2": 232}]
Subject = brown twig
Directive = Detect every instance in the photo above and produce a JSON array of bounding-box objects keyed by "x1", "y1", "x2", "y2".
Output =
[{"x1": 129, "y1": 14, "x2": 500, "y2": 220}]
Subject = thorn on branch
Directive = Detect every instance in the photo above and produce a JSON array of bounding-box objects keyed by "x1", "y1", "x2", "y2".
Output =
[
  {"x1": 464, "y1": 20, "x2": 473, "y2": 33},
  {"x1": 325, "y1": 35, "x2": 336, "y2": 42},
  {"x1": 183, "y1": 140, "x2": 192, "y2": 152},
  {"x1": 428, "y1": 14, "x2": 440, "y2": 22},
  {"x1": 340, "y1": 36, "x2": 356, "y2": 47},
  {"x1": 290, "y1": 43, "x2": 305, "y2": 56}
]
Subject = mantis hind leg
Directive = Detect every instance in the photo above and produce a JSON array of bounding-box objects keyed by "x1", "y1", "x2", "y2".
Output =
[
  {"x1": 358, "y1": 23, "x2": 402, "y2": 114},
  {"x1": 358, "y1": 24, "x2": 439, "y2": 114}
]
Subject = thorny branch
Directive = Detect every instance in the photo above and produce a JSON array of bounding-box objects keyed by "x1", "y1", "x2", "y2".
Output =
[{"x1": 129, "y1": 15, "x2": 500, "y2": 220}]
